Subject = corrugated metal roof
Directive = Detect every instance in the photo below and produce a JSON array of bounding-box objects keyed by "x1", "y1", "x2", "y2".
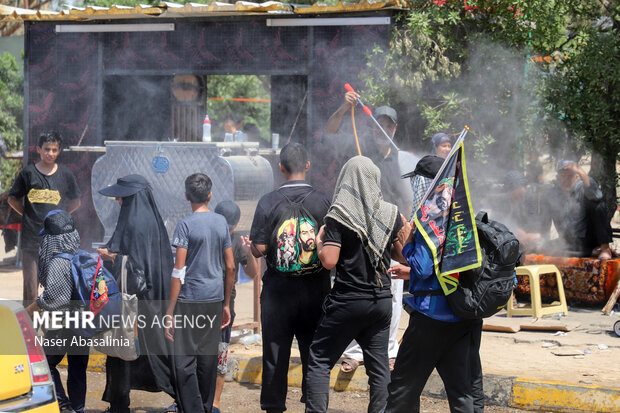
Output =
[{"x1": 0, "y1": 1, "x2": 408, "y2": 22}]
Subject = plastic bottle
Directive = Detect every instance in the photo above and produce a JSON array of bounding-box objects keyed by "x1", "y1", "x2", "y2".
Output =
[
  {"x1": 239, "y1": 333, "x2": 262, "y2": 345},
  {"x1": 202, "y1": 114, "x2": 211, "y2": 142}
]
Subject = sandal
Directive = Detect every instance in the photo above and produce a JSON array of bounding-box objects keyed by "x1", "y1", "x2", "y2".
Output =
[
  {"x1": 166, "y1": 402, "x2": 178, "y2": 413},
  {"x1": 389, "y1": 357, "x2": 396, "y2": 372},
  {"x1": 340, "y1": 357, "x2": 362, "y2": 373},
  {"x1": 598, "y1": 248, "x2": 612, "y2": 261}
]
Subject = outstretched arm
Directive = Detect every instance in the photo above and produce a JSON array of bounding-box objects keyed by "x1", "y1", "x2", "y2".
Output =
[{"x1": 325, "y1": 91, "x2": 359, "y2": 134}]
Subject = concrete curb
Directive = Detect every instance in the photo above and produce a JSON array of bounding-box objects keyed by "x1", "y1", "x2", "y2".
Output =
[
  {"x1": 231, "y1": 356, "x2": 620, "y2": 413},
  {"x1": 65, "y1": 353, "x2": 620, "y2": 412}
]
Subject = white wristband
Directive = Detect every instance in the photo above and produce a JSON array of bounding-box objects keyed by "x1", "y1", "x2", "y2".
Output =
[{"x1": 171, "y1": 266, "x2": 186, "y2": 285}]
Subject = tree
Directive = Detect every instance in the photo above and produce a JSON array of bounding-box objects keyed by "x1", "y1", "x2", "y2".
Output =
[
  {"x1": 543, "y1": 1, "x2": 619, "y2": 217},
  {"x1": 361, "y1": 1, "x2": 580, "y2": 159},
  {"x1": 360, "y1": 0, "x2": 618, "y2": 214},
  {"x1": 0, "y1": 52, "x2": 23, "y2": 191},
  {"x1": 206, "y1": 75, "x2": 271, "y2": 140}
]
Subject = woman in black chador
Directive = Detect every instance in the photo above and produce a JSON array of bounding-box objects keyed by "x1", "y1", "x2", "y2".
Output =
[{"x1": 97, "y1": 174, "x2": 175, "y2": 413}]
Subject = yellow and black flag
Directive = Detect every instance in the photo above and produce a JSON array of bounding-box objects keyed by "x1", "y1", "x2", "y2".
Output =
[{"x1": 413, "y1": 128, "x2": 482, "y2": 295}]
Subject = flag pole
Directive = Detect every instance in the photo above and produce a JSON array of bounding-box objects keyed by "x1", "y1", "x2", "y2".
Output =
[{"x1": 410, "y1": 126, "x2": 470, "y2": 223}]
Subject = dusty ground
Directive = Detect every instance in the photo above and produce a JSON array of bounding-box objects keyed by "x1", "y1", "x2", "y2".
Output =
[
  {"x1": 1, "y1": 237, "x2": 619, "y2": 412},
  {"x1": 72, "y1": 369, "x2": 528, "y2": 413},
  {"x1": 229, "y1": 283, "x2": 620, "y2": 388}
]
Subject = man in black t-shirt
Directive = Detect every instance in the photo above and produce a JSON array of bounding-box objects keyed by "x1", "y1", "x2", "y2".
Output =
[
  {"x1": 8, "y1": 132, "x2": 81, "y2": 302},
  {"x1": 250, "y1": 143, "x2": 331, "y2": 413},
  {"x1": 325, "y1": 94, "x2": 411, "y2": 372}
]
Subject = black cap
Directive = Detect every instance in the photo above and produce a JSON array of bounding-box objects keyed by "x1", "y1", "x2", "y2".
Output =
[
  {"x1": 401, "y1": 155, "x2": 444, "y2": 179},
  {"x1": 39, "y1": 210, "x2": 75, "y2": 236},
  {"x1": 215, "y1": 200, "x2": 241, "y2": 228},
  {"x1": 99, "y1": 174, "x2": 149, "y2": 198},
  {"x1": 374, "y1": 106, "x2": 397, "y2": 124}
]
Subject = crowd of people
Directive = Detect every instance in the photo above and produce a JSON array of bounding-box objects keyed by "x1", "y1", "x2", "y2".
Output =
[{"x1": 8, "y1": 90, "x2": 616, "y2": 413}]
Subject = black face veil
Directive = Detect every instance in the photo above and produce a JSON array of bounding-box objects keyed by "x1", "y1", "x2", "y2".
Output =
[{"x1": 106, "y1": 183, "x2": 172, "y2": 301}]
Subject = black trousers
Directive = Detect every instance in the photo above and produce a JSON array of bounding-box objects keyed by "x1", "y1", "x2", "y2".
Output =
[
  {"x1": 173, "y1": 301, "x2": 221, "y2": 413},
  {"x1": 386, "y1": 311, "x2": 476, "y2": 413},
  {"x1": 305, "y1": 295, "x2": 392, "y2": 413},
  {"x1": 104, "y1": 356, "x2": 131, "y2": 413},
  {"x1": 471, "y1": 320, "x2": 484, "y2": 413},
  {"x1": 582, "y1": 200, "x2": 613, "y2": 251},
  {"x1": 44, "y1": 329, "x2": 89, "y2": 413},
  {"x1": 260, "y1": 274, "x2": 329, "y2": 412}
]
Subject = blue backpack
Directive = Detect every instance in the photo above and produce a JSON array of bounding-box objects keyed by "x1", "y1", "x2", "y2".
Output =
[{"x1": 55, "y1": 250, "x2": 121, "y2": 337}]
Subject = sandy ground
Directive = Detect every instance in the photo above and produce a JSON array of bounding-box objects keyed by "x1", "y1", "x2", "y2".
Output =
[
  {"x1": 228, "y1": 284, "x2": 620, "y2": 388},
  {"x1": 1, "y1": 237, "x2": 618, "y2": 412},
  {"x1": 67, "y1": 369, "x2": 528, "y2": 413},
  {"x1": 4, "y1": 259, "x2": 616, "y2": 388}
]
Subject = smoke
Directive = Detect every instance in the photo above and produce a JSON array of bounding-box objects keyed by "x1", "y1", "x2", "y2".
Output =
[{"x1": 104, "y1": 75, "x2": 171, "y2": 141}]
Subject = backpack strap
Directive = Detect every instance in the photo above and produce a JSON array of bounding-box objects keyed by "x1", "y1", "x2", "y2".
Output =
[
  {"x1": 476, "y1": 211, "x2": 489, "y2": 224},
  {"x1": 54, "y1": 252, "x2": 74, "y2": 261},
  {"x1": 411, "y1": 289, "x2": 444, "y2": 297},
  {"x1": 277, "y1": 187, "x2": 315, "y2": 206}
]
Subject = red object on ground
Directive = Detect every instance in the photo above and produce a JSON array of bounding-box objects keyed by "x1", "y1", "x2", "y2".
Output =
[{"x1": 516, "y1": 254, "x2": 620, "y2": 305}]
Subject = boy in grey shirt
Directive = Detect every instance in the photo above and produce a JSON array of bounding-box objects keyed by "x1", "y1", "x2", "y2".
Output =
[{"x1": 165, "y1": 173, "x2": 235, "y2": 413}]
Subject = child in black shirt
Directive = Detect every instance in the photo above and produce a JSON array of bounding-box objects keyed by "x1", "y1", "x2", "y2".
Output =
[{"x1": 9, "y1": 131, "x2": 81, "y2": 302}]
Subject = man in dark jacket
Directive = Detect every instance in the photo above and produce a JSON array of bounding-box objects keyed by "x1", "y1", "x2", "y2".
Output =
[{"x1": 547, "y1": 160, "x2": 613, "y2": 259}]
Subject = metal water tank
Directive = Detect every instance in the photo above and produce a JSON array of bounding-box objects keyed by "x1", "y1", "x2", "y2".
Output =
[{"x1": 91, "y1": 141, "x2": 273, "y2": 243}]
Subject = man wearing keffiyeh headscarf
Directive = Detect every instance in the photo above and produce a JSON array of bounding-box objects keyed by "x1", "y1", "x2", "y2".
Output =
[
  {"x1": 304, "y1": 156, "x2": 406, "y2": 413},
  {"x1": 26, "y1": 210, "x2": 89, "y2": 413}
]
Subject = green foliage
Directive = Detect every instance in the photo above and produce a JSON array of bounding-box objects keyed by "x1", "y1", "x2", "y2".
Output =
[
  {"x1": 0, "y1": 53, "x2": 23, "y2": 192},
  {"x1": 361, "y1": 0, "x2": 619, "y2": 201},
  {"x1": 206, "y1": 75, "x2": 271, "y2": 140},
  {"x1": 542, "y1": 3, "x2": 620, "y2": 215}
]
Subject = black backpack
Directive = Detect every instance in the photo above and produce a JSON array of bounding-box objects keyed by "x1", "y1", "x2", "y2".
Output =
[
  {"x1": 444, "y1": 211, "x2": 521, "y2": 319},
  {"x1": 268, "y1": 189, "x2": 322, "y2": 276}
]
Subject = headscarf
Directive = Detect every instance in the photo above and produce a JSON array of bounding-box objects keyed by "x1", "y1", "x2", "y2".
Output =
[
  {"x1": 327, "y1": 156, "x2": 398, "y2": 269},
  {"x1": 430, "y1": 132, "x2": 451, "y2": 154},
  {"x1": 37, "y1": 230, "x2": 80, "y2": 311},
  {"x1": 411, "y1": 174, "x2": 433, "y2": 214},
  {"x1": 39, "y1": 229, "x2": 80, "y2": 286}
]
